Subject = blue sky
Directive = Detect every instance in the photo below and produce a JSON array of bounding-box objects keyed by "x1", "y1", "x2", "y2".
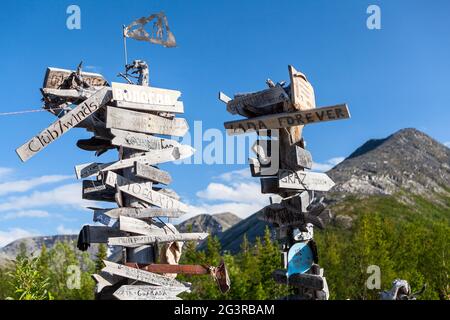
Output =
[{"x1": 0, "y1": 0, "x2": 449, "y2": 246}]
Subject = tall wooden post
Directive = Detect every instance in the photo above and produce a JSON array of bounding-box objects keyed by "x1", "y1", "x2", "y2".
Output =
[{"x1": 220, "y1": 65, "x2": 350, "y2": 300}]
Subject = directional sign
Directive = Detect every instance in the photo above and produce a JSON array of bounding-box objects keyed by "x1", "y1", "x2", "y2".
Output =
[
  {"x1": 108, "y1": 233, "x2": 209, "y2": 246},
  {"x1": 113, "y1": 285, "x2": 188, "y2": 300},
  {"x1": 278, "y1": 170, "x2": 335, "y2": 192},
  {"x1": 224, "y1": 104, "x2": 350, "y2": 135},
  {"x1": 82, "y1": 180, "x2": 116, "y2": 202},
  {"x1": 134, "y1": 162, "x2": 172, "y2": 185},
  {"x1": 77, "y1": 225, "x2": 127, "y2": 244},
  {"x1": 92, "y1": 272, "x2": 122, "y2": 293},
  {"x1": 119, "y1": 216, "x2": 170, "y2": 235},
  {"x1": 106, "y1": 106, "x2": 189, "y2": 137},
  {"x1": 249, "y1": 158, "x2": 278, "y2": 177},
  {"x1": 288, "y1": 65, "x2": 316, "y2": 110},
  {"x1": 92, "y1": 210, "x2": 115, "y2": 227},
  {"x1": 226, "y1": 86, "x2": 289, "y2": 115},
  {"x1": 287, "y1": 242, "x2": 314, "y2": 276},
  {"x1": 112, "y1": 82, "x2": 183, "y2": 113},
  {"x1": 89, "y1": 207, "x2": 184, "y2": 219},
  {"x1": 102, "y1": 260, "x2": 188, "y2": 288},
  {"x1": 74, "y1": 145, "x2": 195, "y2": 179},
  {"x1": 16, "y1": 87, "x2": 112, "y2": 161},
  {"x1": 105, "y1": 171, "x2": 188, "y2": 211},
  {"x1": 43, "y1": 67, "x2": 107, "y2": 89},
  {"x1": 110, "y1": 128, "x2": 180, "y2": 152}
]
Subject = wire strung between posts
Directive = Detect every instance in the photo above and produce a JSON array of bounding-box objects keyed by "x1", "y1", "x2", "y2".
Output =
[{"x1": 0, "y1": 106, "x2": 69, "y2": 117}]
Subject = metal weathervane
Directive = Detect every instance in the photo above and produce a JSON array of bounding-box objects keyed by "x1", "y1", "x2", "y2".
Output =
[{"x1": 15, "y1": 13, "x2": 230, "y2": 300}]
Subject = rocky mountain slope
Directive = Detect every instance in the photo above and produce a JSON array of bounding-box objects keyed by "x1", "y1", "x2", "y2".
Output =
[{"x1": 176, "y1": 212, "x2": 241, "y2": 235}]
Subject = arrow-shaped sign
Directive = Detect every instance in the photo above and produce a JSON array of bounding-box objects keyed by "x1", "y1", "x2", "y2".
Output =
[
  {"x1": 108, "y1": 233, "x2": 209, "y2": 247},
  {"x1": 113, "y1": 285, "x2": 188, "y2": 300},
  {"x1": 278, "y1": 169, "x2": 335, "y2": 192}
]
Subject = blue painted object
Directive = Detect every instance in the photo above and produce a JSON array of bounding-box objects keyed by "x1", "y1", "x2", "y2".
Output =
[{"x1": 287, "y1": 242, "x2": 314, "y2": 276}]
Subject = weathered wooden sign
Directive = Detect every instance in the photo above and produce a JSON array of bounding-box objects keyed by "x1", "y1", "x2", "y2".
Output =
[
  {"x1": 82, "y1": 181, "x2": 115, "y2": 202},
  {"x1": 106, "y1": 106, "x2": 188, "y2": 137},
  {"x1": 134, "y1": 162, "x2": 172, "y2": 185},
  {"x1": 293, "y1": 146, "x2": 313, "y2": 169},
  {"x1": 110, "y1": 128, "x2": 180, "y2": 152},
  {"x1": 119, "y1": 216, "x2": 171, "y2": 235},
  {"x1": 89, "y1": 207, "x2": 184, "y2": 219},
  {"x1": 78, "y1": 226, "x2": 127, "y2": 244},
  {"x1": 113, "y1": 285, "x2": 188, "y2": 300},
  {"x1": 288, "y1": 65, "x2": 315, "y2": 110},
  {"x1": 112, "y1": 82, "x2": 183, "y2": 113},
  {"x1": 108, "y1": 233, "x2": 209, "y2": 246},
  {"x1": 92, "y1": 210, "x2": 115, "y2": 227},
  {"x1": 105, "y1": 171, "x2": 189, "y2": 211},
  {"x1": 226, "y1": 86, "x2": 289, "y2": 115},
  {"x1": 279, "y1": 170, "x2": 335, "y2": 192},
  {"x1": 43, "y1": 67, "x2": 108, "y2": 89},
  {"x1": 102, "y1": 260, "x2": 188, "y2": 287},
  {"x1": 92, "y1": 272, "x2": 121, "y2": 293},
  {"x1": 249, "y1": 157, "x2": 278, "y2": 177},
  {"x1": 74, "y1": 145, "x2": 194, "y2": 179},
  {"x1": 16, "y1": 87, "x2": 112, "y2": 161},
  {"x1": 224, "y1": 104, "x2": 350, "y2": 135}
]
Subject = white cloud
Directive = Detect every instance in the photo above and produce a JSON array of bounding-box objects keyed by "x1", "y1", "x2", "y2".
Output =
[
  {"x1": 56, "y1": 225, "x2": 78, "y2": 235},
  {"x1": 0, "y1": 228, "x2": 38, "y2": 247},
  {"x1": 0, "y1": 167, "x2": 14, "y2": 179},
  {"x1": 312, "y1": 156, "x2": 345, "y2": 172},
  {"x1": 1, "y1": 210, "x2": 50, "y2": 220},
  {"x1": 0, "y1": 175, "x2": 72, "y2": 196},
  {"x1": 180, "y1": 168, "x2": 278, "y2": 222},
  {"x1": 0, "y1": 183, "x2": 91, "y2": 212},
  {"x1": 444, "y1": 142, "x2": 450, "y2": 148}
]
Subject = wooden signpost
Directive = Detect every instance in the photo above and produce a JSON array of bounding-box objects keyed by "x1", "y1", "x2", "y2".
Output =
[
  {"x1": 16, "y1": 60, "x2": 226, "y2": 300},
  {"x1": 219, "y1": 64, "x2": 350, "y2": 300}
]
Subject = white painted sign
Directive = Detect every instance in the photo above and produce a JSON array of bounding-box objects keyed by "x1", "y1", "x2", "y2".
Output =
[
  {"x1": 278, "y1": 169, "x2": 335, "y2": 192},
  {"x1": 113, "y1": 285, "x2": 188, "y2": 300},
  {"x1": 119, "y1": 216, "x2": 169, "y2": 235},
  {"x1": 110, "y1": 128, "x2": 180, "y2": 152},
  {"x1": 105, "y1": 171, "x2": 188, "y2": 211},
  {"x1": 106, "y1": 106, "x2": 189, "y2": 137},
  {"x1": 16, "y1": 87, "x2": 112, "y2": 161},
  {"x1": 74, "y1": 145, "x2": 195, "y2": 179},
  {"x1": 108, "y1": 233, "x2": 209, "y2": 246},
  {"x1": 134, "y1": 162, "x2": 172, "y2": 185},
  {"x1": 102, "y1": 260, "x2": 187, "y2": 287},
  {"x1": 89, "y1": 207, "x2": 184, "y2": 219}
]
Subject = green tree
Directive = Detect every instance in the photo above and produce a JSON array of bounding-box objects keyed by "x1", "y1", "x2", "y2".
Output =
[{"x1": 95, "y1": 244, "x2": 108, "y2": 273}]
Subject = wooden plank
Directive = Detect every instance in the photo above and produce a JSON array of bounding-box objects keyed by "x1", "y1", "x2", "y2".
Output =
[
  {"x1": 93, "y1": 210, "x2": 115, "y2": 226},
  {"x1": 43, "y1": 67, "x2": 107, "y2": 89},
  {"x1": 226, "y1": 86, "x2": 289, "y2": 115},
  {"x1": 134, "y1": 162, "x2": 172, "y2": 185},
  {"x1": 89, "y1": 207, "x2": 184, "y2": 219},
  {"x1": 102, "y1": 260, "x2": 188, "y2": 287},
  {"x1": 110, "y1": 128, "x2": 180, "y2": 152},
  {"x1": 278, "y1": 170, "x2": 335, "y2": 192},
  {"x1": 106, "y1": 106, "x2": 189, "y2": 137},
  {"x1": 108, "y1": 232, "x2": 209, "y2": 246},
  {"x1": 16, "y1": 87, "x2": 112, "y2": 162},
  {"x1": 82, "y1": 180, "x2": 108, "y2": 194},
  {"x1": 112, "y1": 82, "x2": 182, "y2": 113},
  {"x1": 113, "y1": 285, "x2": 188, "y2": 300},
  {"x1": 92, "y1": 272, "x2": 122, "y2": 293},
  {"x1": 224, "y1": 104, "x2": 350, "y2": 135},
  {"x1": 119, "y1": 216, "x2": 168, "y2": 235},
  {"x1": 74, "y1": 145, "x2": 194, "y2": 179},
  {"x1": 105, "y1": 171, "x2": 188, "y2": 212},
  {"x1": 293, "y1": 146, "x2": 313, "y2": 169},
  {"x1": 115, "y1": 100, "x2": 184, "y2": 114},
  {"x1": 288, "y1": 65, "x2": 316, "y2": 110},
  {"x1": 42, "y1": 88, "x2": 95, "y2": 99},
  {"x1": 273, "y1": 269, "x2": 324, "y2": 290}
]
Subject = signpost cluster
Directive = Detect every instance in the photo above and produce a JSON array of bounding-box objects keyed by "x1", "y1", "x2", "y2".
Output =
[
  {"x1": 219, "y1": 65, "x2": 350, "y2": 300},
  {"x1": 16, "y1": 62, "x2": 229, "y2": 300}
]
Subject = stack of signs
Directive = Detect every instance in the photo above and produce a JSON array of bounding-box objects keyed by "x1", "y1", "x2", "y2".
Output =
[
  {"x1": 15, "y1": 67, "x2": 209, "y2": 300},
  {"x1": 219, "y1": 65, "x2": 350, "y2": 300}
]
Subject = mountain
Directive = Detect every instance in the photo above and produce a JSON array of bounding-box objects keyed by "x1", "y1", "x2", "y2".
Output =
[
  {"x1": 176, "y1": 212, "x2": 242, "y2": 235},
  {"x1": 327, "y1": 128, "x2": 450, "y2": 197},
  {"x1": 0, "y1": 234, "x2": 99, "y2": 264},
  {"x1": 214, "y1": 128, "x2": 450, "y2": 251}
]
